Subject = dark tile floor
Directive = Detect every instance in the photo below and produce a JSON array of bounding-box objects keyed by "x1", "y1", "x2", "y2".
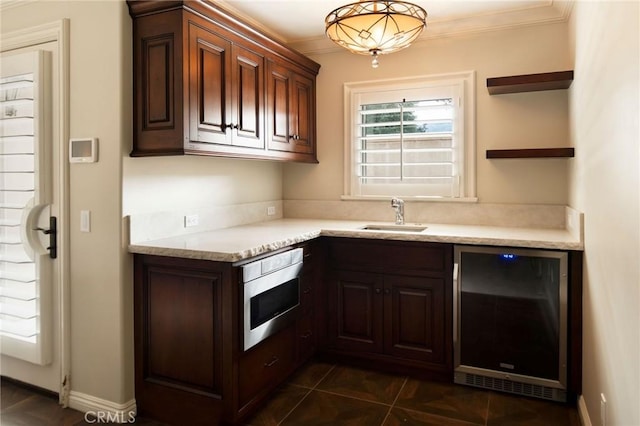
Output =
[{"x1": 1, "y1": 361, "x2": 582, "y2": 426}]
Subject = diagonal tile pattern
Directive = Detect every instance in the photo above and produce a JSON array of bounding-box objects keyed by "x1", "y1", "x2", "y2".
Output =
[
  {"x1": 246, "y1": 360, "x2": 581, "y2": 426},
  {"x1": 1, "y1": 360, "x2": 581, "y2": 426}
]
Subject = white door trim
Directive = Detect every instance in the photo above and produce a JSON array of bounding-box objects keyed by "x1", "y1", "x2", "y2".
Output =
[{"x1": 1, "y1": 19, "x2": 71, "y2": 406}]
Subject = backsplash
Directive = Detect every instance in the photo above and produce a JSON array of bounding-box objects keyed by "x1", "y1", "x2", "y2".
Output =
[
  {"x1": 128, "y1": 200, "x2": 283, "y2": 243},
  {"x1": 284, "y1": 200, "x2": 572, "y2": 230},
  {"x1": 128, "y1": 199, "x2": 583, "y2": 245}
]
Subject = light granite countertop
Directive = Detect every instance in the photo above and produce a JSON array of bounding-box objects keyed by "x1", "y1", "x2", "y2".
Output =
[{"x1": 128, "y1": 218, "x2": 584, "y2": 262}]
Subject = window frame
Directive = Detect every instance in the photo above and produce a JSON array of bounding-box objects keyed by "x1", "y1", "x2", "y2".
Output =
[{"x1": 342, "y1": 71, "x2": 477, "y2": 202}]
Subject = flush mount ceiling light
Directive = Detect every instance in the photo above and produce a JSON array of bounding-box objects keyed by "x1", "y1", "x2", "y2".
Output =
[{"x1": 325, "y1": 0, "x2": 427, "y2": 68}]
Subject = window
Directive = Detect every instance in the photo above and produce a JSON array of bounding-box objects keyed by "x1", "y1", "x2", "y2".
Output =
[{"x1": 344, "y1": 72, "x2": 476, "y2": 200}]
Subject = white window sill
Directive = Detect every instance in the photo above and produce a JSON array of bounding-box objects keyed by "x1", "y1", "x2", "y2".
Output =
[{"x1": 340, "y1": 195, "x2": 479, "y2": 203}]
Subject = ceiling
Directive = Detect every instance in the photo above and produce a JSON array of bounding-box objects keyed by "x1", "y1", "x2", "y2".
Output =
[{"x1": 216, "y1": 0, "x2": 573, "y2": 54}]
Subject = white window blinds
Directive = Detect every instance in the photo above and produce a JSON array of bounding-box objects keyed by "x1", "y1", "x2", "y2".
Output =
[
  {"x1": 345, "y1": 73, "x2": 475, "y2": 200},
  {"x1": 0, "y1": 50, "x2": 52, "y2": 365},
  {"x1": 358, "y1": 97, "x2": 457, "y2": 196}
]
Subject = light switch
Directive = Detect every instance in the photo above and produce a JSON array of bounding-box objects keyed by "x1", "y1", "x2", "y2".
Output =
[{"x1": 80, "y1": 210, "x2": 91, "y2": 232}]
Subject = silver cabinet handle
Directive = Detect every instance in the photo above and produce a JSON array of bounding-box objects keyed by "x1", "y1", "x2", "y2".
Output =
[{"x1": 264, "y1": 356, "x2": 279, "y2": 368}]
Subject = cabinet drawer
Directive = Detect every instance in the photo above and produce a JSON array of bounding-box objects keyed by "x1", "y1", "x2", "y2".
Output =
[
  {"x1": 238, "y1": 325, "x2": 296, "y2": 406},
  {"x1": 297, "y1": 311, "x2": 315, "y2": 362},
  {"x1": 299, "y1": 271, "x2": 314, "y2": 313},
  {"x1": 329, "y1": 239, "x2": 450, "y2": 275}
]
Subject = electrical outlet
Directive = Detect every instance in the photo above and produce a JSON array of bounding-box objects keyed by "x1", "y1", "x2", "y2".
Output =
[
  {"x1": 184, "y1": 214, "x2": 199, "y2": 228},
  {"x1": 600, "y1": 393, "x2": 607, "y2": 426},
  {"x1": 267, "y1": 206, "x2": 276, "y2": 216}
]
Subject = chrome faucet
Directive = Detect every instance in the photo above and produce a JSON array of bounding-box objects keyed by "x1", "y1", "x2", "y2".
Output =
[{"x1": 391, "y1": 197, "x2": 405, "y2": 225}]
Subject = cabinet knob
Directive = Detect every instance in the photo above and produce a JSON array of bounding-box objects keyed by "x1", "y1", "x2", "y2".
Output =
[
  {"x1": 375, "y1": 288, "x2": 381, "y2": 294},
  {"x1": 384, "y1": 288, "x2": 391, "y2": 295}
]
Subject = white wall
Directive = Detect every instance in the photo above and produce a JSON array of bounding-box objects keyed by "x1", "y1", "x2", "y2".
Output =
[
  {"x1": 568, "y1": 2, "x2": 640, "y2": 425},
  {"x1": 284, "y1": 22, "x2": 572, "y2": 204}
]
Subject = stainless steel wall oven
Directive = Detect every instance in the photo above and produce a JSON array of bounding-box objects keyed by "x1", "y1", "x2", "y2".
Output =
[
  {"x1": 453, "y1": 245, "x2": 568, "y2": 402},
  {"x1": 241, "y1": 248, "x2": 303, "y2": 351}
]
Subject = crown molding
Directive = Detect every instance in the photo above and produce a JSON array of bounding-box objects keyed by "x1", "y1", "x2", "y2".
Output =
[
  {"x1": 0, "y1": 0, "x2": 38, "y2": 12},
  {"x1": 214, "y1": 0, "x2": 290, "y2": 45},
  {"x1": 291, "y1": 0, "x2": 575, "y2": 56}
]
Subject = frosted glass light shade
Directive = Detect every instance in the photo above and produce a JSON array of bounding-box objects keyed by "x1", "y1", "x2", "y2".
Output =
[{"x1": 325, "y1": 1, "x2": 427, "y2": 57}]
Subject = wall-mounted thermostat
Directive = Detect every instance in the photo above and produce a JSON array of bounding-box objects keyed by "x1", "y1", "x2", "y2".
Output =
[{"x1": 69, "y1": 138, "x2": 98, "y2": 163}]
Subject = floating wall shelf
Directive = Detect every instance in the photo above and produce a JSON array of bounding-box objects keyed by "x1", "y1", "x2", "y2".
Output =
[
  {"x1": 487, "y1": 70, "x2": 574, "y2": 95},
  {"x1": 486, "y1": 148, "x2": 575, "y2": 159}
]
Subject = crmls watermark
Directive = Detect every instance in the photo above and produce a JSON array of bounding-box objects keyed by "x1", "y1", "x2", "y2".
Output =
[{"x1": 84, "y1": 411, "x2": 136, "y2": 424}]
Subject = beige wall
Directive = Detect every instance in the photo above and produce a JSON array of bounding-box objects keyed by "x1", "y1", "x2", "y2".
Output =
[
  {"x1": 6, "y1": 1, "x2": 638, "y2": 421},
  {"x1": 1, "y1": 0, "x2": 285, "y2": 407},
  {"x1": 284, "y1": 22, "x2": 572, "y2": 204},
  {"x1": 1, "y1": 0, "x2": 132, "y2": 404},
  {"x1": 568, "y1": 2, "x2": 640, "y2": 425},
  {"x1": 122, "y1": 156, "x2": 282, "y2": 215}
]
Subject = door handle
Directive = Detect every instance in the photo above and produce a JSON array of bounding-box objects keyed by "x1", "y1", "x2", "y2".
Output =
[{"x1": 33, "y1": 216, "x2": 57, "y2": 259}]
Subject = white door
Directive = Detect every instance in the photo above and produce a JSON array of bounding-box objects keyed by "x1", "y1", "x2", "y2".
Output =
[{"x1": 0, "y1": 26, "x2": 68, "y2": 399}]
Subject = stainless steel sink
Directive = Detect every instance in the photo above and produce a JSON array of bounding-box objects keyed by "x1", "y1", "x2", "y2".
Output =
[{"x1": 361, "y1": 224, "x2": 428, "y2": 233}]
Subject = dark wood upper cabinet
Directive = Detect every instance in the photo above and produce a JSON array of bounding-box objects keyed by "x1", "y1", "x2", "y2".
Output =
[
  {"x1": 187, "y1": 23, "x2": 265, "y2": 151},
  {"x1": 128, "y1": 0, "x2": 320, "y2": 162},
  {"x1": 267, "y1": 59, "x2": 317, "y2": 157},
  {"x1": 188, "y1": 23, "x2": 232, "y2": 147}
]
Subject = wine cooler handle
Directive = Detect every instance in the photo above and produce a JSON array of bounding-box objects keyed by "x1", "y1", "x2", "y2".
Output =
[{"x1": 452, "y1": 262, "x2": 459, "y2": 346}]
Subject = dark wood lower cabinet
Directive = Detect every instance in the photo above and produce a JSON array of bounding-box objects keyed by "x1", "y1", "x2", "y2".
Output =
[
  {"x1": 133, "y1": 255, "x2": 231, "y2": 425},
  {"x1": 133, "y1": 237, "x2": 580, "y2": 424},
  {"x1": 323, "y1": 239, "x2": 453, "y2": 381},
  {"x1": 133, "y1": 242, "x2": 318, "y2": 425},
  {"x1": 238, "y1": 325, "x2": 296, "y2": 409},
  {"x1": 385, "y1": 274, "x2": 445, "y2": 364}
]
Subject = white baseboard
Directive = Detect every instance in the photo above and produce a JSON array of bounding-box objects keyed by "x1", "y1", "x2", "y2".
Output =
[
  {"x1": 69, "y1": 391, "x2": 137, "y2": 424},
  {"x1": 578, "y1": 395, "x2": 593, "y2": 426}
]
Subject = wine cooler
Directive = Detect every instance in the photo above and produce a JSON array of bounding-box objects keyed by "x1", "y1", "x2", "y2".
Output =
[{"x1": 453, "y1": 245, "x2": 568, "y2": 402}]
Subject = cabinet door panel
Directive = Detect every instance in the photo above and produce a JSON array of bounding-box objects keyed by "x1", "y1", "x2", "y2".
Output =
[
  {"x1": 132, "y1": 10, "x2": 185, "y2": 155},
  {"x1": 385, "y1": 275, "x2": 445, "y2": 363},
  {"x1": 144, "y1": 36, "x2": 173, "y2": 127},
  {"x1": 328, "y1": 270, "x2": 383, "y2": 353},
  {"x1": 143, "y1": 266, "x2": 223, "y2": 396},
  {"x1": 189, "y1": 24, "x2": 231, "y2": 145},
  {"x1": 233, "y1": 46, "x2": 264, "y2": 149},
  {"x1": 291, "y1": 73, "x2": 314, "y2": 153},
  {"x1": 266, "y1": 61, "x2": 291, "y2": 150}
]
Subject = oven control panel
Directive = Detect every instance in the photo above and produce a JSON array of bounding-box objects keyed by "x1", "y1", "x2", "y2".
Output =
[{"x1": 242, "y1": 248, "x2": 303, "y2": 283}]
